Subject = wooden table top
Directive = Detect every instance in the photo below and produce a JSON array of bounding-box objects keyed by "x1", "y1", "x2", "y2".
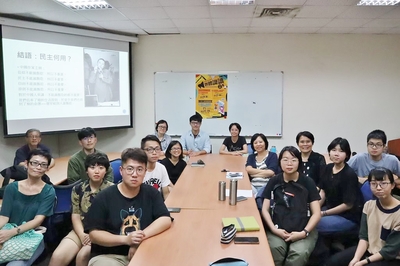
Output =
[
  {"x1": 129, "y1": 154, "x2": 274, "y2": 266},
  {"x1": 165, "y1": 155, "x2": 251, "y2": 209},
  {"x1": 129, "y1": 209, "x2": 273, "y2": 266}
]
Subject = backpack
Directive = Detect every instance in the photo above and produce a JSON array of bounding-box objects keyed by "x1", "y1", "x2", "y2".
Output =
[{"x1": 271, "y1": 175, "x2": 310, "y2": 233}]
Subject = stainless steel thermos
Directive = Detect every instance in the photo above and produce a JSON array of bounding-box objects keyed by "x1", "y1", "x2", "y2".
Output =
[
  {"x1": 229, "y1": 179, "x2": 238, "y2": 205},
  {"x1": 218, "y1": 181, "x2": 226, "y2": 201}
]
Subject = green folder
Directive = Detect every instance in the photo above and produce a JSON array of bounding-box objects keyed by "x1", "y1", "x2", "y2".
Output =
[{"x1": 222, "y1": 216, "x2": 260, "y2": 232}]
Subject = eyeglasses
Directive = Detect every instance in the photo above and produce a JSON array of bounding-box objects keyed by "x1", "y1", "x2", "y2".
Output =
[
  {"x1": 158, "y1": 125, "x2": 167, "y2": 129},
  {"x1": 281, "y1": 158, "x2": 299, "y2": 165},
  {"x1": 369, "y1": 181, "x2": 391, "y2": 189},
  {"x1": 27, "y1": 135, "x2": 40, "y2": 139},
  {"x1": 368, "y1": 142, "x2": 384, "y2": 148},
  {"x1": 82, "y1": 136, "x2": 95, "y2": 142},
  {"x1": 143, "y1": 147, "x2": 161, "y2": 153},
  {"x1": 122, "y1": 166, "x2": 145, "y2": 175},
  {"x1": 171, "y1": 147, "x2": 181, "y2": 151},
  {"x1": 190, "y1": 121, "x2": 200, "y2": 125},
  {"x1": 29, "y1": 161, "x2": 48, "y2": 169}
]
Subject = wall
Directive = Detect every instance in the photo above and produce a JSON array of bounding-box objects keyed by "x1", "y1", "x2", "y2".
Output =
[
  {"x1": 133, "y1": 33, "x2": 400, "y2": 155},
  {"x1": 1, "y1": 33, "x2": 400, "y2": 168}
]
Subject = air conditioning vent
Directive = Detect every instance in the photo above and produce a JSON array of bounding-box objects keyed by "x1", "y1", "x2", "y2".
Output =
[{"x1": 254, "y1": 6, "x2": 300, "y2": 18}]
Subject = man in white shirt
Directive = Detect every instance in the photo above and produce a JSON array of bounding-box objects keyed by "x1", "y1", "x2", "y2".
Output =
[{"x1": 141, "y1": 135, "x2": 173, "y2": 200}]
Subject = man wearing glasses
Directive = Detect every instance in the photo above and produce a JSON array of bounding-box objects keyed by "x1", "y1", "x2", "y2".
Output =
[
  {"x1": 141, "y1": 135, "x2": 173, "y2": 200},
  {"x1": 84, "y1": 148, "x2": 172, "y2": 265},
  {"x1": 13, "y1": 128, "x2": 55, "y2": 169},
  {"x1": 348, "y1": 129, "x2": 400, "y2": 195},
  {"x1": 180, "y1": 113, "x2": 211, "y2": 157},
  {"x1": 67, "y1": 127, "x2": 113, "y2": 184}
]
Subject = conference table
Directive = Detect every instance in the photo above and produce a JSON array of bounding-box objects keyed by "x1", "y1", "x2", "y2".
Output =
[{"x1": 128, "y1": 154, "x2": 275, "y2": 266}]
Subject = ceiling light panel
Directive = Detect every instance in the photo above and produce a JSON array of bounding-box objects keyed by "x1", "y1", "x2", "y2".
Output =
[
  {"x1": 55, "y1": 0, "x2": 113, "y2": 10},
  {"x1": 357, "y1": 0, "x2": 400, "y2": 5},
  {"x1": 210, "y1": 0, "x2": 255, "y2": 5}
]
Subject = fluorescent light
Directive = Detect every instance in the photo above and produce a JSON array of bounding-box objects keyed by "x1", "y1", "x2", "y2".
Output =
[
  {"x1": 357, "y1": 0, "x2": 400, "y2": 5},
  {"x1": 54, "y1": 0, "x2": 113, "y2": 10},
  {"x1": 210, "y1": 0, "x2": 255, "y2": 5}
]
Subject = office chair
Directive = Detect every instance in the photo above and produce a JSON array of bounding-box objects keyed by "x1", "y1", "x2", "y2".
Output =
[
  {"x1": 45, "y1": 180, "x2": 82, "y2": 246},
  {"x1": 247, "y1": 143, "x2": 253, "y2": 154},
  {"x1": 360, "y1": 181, "x2": 373, "y2": 203},
  {"x1": 110, "y1": 158, "x2": 122, "y2": 184}
]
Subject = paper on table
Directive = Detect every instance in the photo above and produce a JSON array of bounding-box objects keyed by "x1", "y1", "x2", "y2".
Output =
[
  {"x1": 225, "y1": 172, "x2": 243, "y2": 179},
  {"x1": 225, "y1": 189, "x2": 253, "y2": 198}
]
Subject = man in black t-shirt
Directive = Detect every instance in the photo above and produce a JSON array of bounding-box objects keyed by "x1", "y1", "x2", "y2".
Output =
[{"x1": 84, "y1": 148, "x2": 172, "y2": 265}]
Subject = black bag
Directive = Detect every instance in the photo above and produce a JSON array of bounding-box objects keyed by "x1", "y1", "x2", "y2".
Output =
[
  {"x1": 271, "y1": 176, "x2": 309, "y2": 233},
  {"x1": 0, "y1": 165, "x2": 52, "y2": 198},
  {"x1": 210, "y1": 258, "x2": 248, "y2": 266}
]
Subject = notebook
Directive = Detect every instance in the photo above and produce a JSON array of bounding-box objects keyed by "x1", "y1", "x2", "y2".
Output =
[{"x1": 222, "y1": 216, "x2": 260, "y2": 232}]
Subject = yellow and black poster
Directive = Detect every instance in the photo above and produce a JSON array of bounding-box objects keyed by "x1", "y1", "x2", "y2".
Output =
[{"x1": 195, "y1": 74, "x2": 228, "y2": 119}]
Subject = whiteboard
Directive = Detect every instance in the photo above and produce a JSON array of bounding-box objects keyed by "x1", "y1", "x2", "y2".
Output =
[{"x1": 154, "y1": 72, "x2": 283, "y2": 137}]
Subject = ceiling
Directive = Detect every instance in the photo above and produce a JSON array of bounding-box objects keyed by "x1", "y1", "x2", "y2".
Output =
[{"x1": 1, "y1": 0, "x2": 400, "y2": 36}]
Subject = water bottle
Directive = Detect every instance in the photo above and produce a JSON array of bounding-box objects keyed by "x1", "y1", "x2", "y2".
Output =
[
  {"x1": 218, "y1": 181, "x2": 226, "y2": 201},
  {"x1": 229, "y1": 179, "x2": 238, "y2": 205},
  {"x1": 270, "y1": 146, "x2": 277, "y2": 153}
]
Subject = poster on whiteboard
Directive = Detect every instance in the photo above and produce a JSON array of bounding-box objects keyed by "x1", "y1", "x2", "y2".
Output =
[{"x1": 195, "y1": 74, "x2": 228, "y2": 119}]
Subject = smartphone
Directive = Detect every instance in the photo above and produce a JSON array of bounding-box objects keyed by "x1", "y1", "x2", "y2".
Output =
[
  {"x1": 237, "y1": 196, "x2": 247, "y2": 202},
  {"x1": 234, "y1": 237, "x2": 259, "y2": 244},
  {"x1": 167, "y1": 207, "x2": 181, "y2": 213}
]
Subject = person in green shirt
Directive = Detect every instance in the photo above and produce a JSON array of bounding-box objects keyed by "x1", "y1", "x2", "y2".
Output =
[
  {"x1": 0, "y1": 149, "x2": 55, "y2": 265},
  {"x1": 67, "y1": 127, "x2": 113, "y2": 184}
]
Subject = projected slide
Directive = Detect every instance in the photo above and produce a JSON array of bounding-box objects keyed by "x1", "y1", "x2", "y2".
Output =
[
  {"x1": 1, "y1": 26, "x2": 132, "y2": 136},
  {"x1": 84, "y1": 49, "x2": 121, "y2": 107}
]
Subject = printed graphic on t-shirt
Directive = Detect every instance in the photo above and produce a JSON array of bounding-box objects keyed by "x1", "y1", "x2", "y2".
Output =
[
  {"x1": 230, "y1": 145, "x2": 242, "y2": 152},
  {"x1": 120, "y1": 207, "x2": 142, "y2": 235},
  {"x1": 144, "y1": 177, "x2": 162, "y2": 191}
]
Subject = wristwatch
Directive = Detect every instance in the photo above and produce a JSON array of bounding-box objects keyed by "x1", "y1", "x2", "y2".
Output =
[
  {"x1": 16, "y1": 226, "x2": 21, "y2": 235},
  {"x1": 303, "y1": 229, "x2": 310, "y2": 237}
]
